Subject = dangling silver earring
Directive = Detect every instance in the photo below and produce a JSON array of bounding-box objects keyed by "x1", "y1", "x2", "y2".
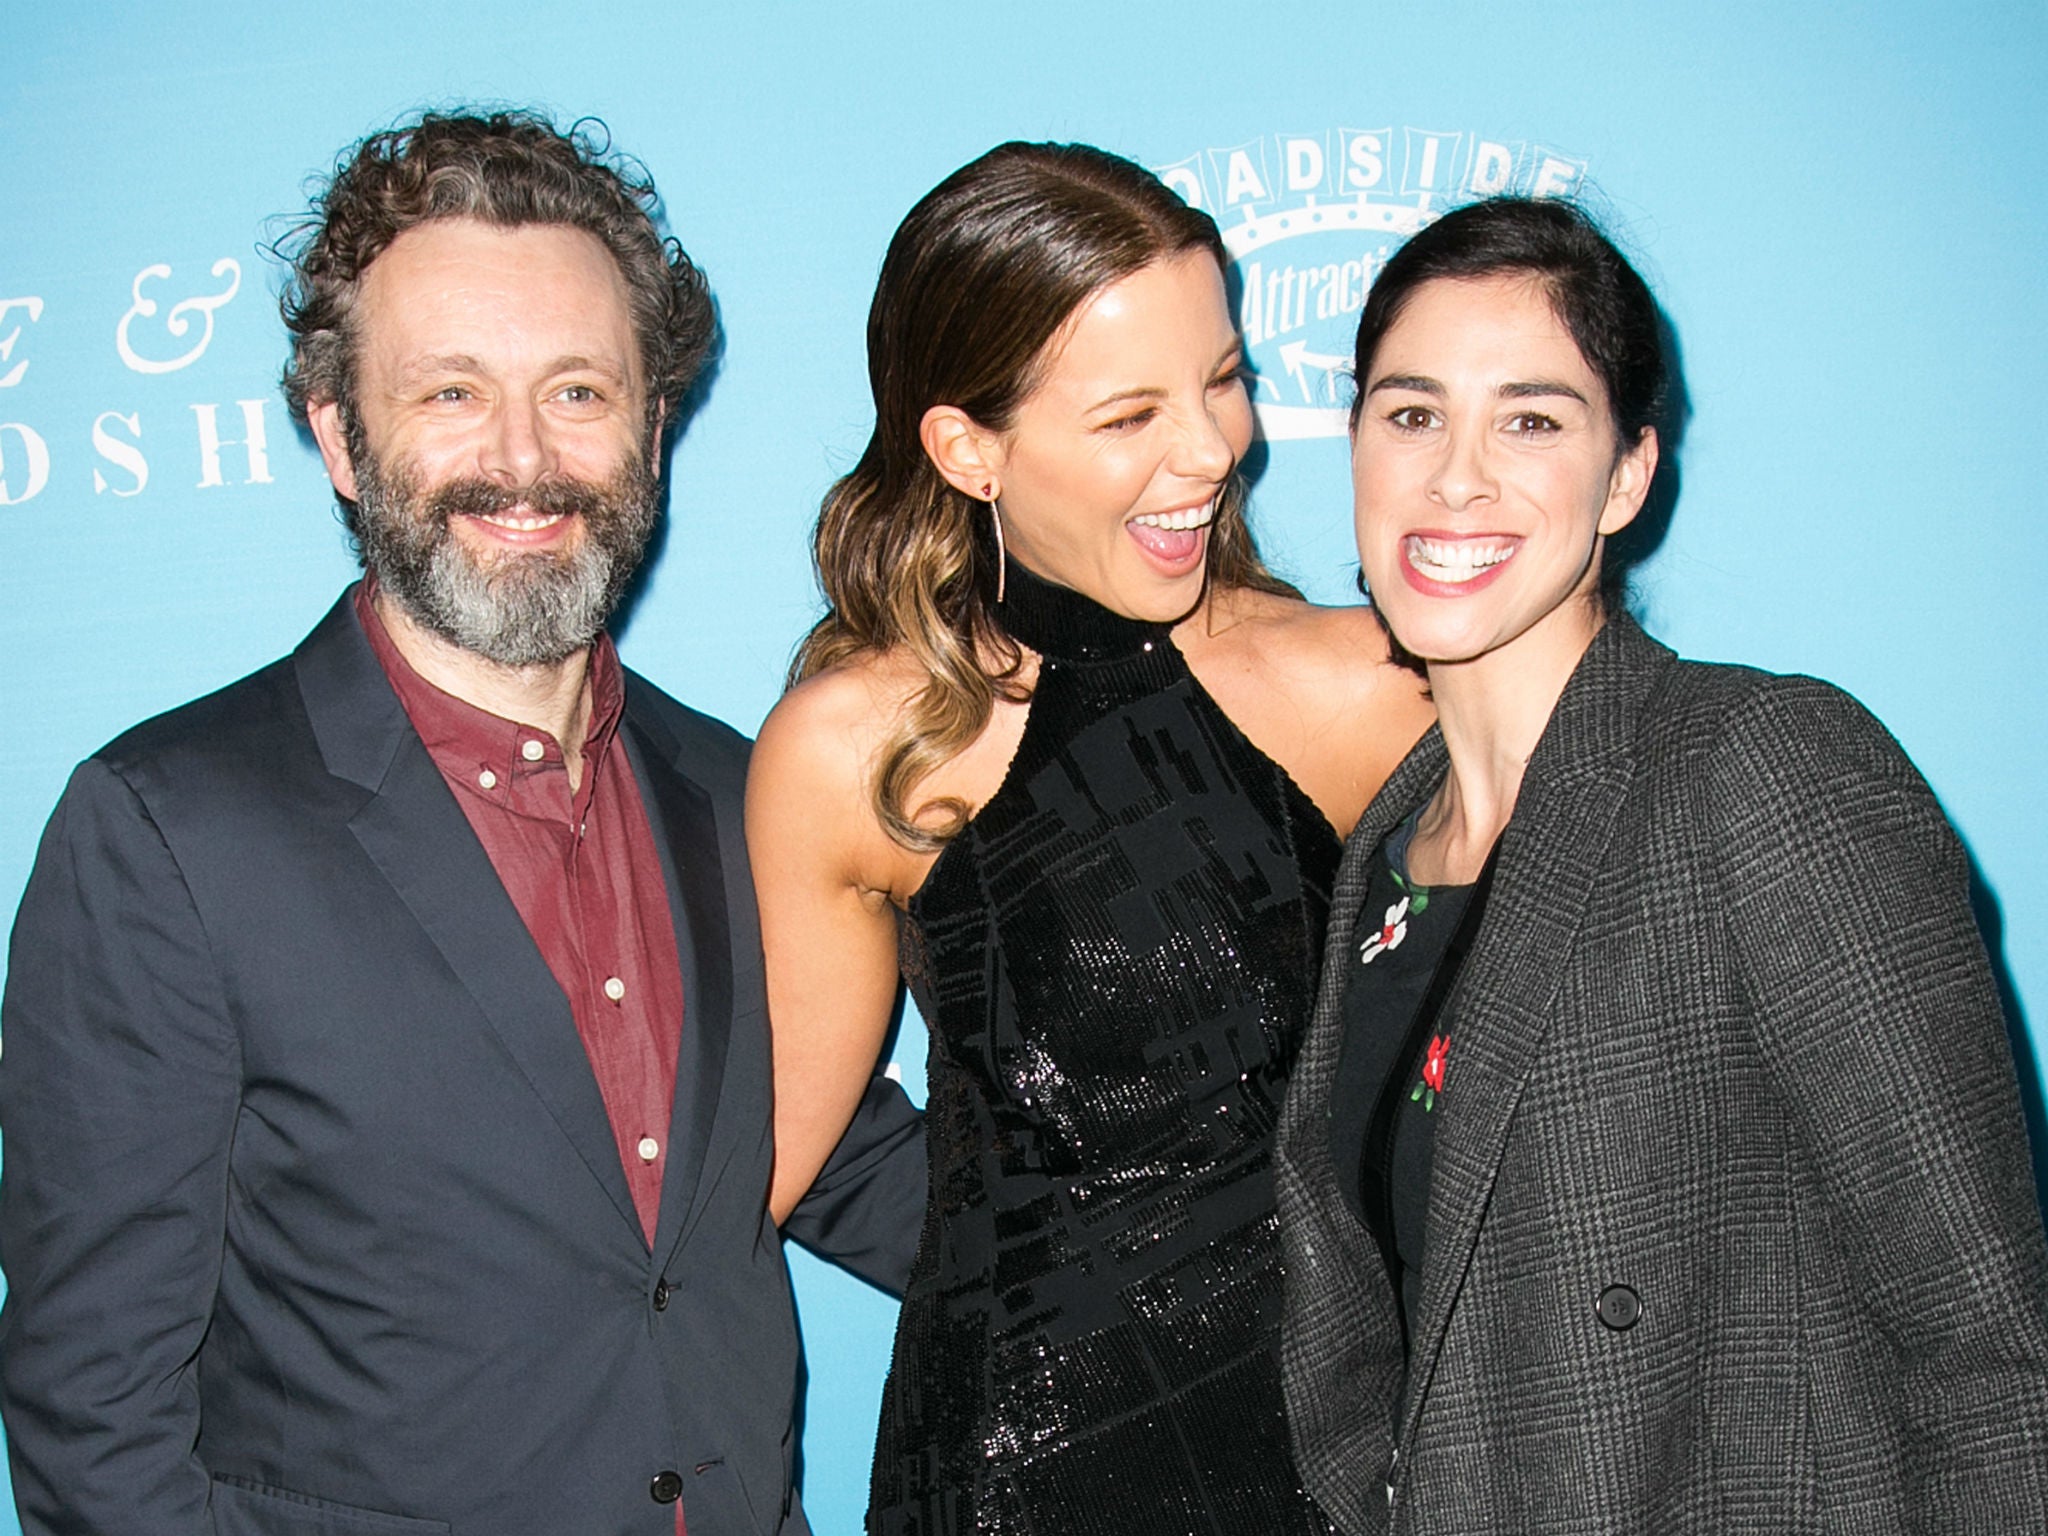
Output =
[{"x1": 986, "y1": 488, "x2": 1007, "y2": 603}]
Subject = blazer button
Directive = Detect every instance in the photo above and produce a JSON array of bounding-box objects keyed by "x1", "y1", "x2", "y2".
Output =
[
  {"x1": 1597, "y1": 1283, "x2": 1642, "y2": 1331},
  {"x1": 653, "y1": 1279, "x2": 671, "y2": 1311},
  {"x1": 650, "y1": 1470, "x2": 684, "y2": 1503}
]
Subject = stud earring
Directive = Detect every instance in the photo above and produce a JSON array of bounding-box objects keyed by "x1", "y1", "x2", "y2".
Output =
[{"x1": 985, "y1": 486, "x2": 1007, "y2": 603}]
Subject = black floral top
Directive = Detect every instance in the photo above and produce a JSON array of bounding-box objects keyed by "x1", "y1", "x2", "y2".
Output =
[{"x1": 1328, "y1": 819, "x2": 1496, "y2": 1346}]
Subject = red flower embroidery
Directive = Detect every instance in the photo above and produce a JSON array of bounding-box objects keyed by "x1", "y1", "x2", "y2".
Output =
[
  {"x1": 1422, "y1": 1035, "x2": 1450, "y2": 1092},
  {"x1": 1411, "y1": 1034, "x2": 1451, "y2": 1112}
]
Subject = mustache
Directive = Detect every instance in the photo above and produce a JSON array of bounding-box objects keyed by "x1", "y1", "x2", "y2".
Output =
[{"x1": 422, "y1": 476, "x2": 614, "y2": 522}]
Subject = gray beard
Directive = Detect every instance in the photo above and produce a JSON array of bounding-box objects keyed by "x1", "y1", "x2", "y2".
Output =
[{"x1": 348, "y1": 447, "x2": 658, "y2": 668}]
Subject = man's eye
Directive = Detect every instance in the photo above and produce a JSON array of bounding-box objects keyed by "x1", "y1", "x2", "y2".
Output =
[
  {"x1": 430, "y1": 386, "x2": 470, "y2": 403},
  {"x1": 559, "y1": 384, "x2": 601, "y2": 404}
]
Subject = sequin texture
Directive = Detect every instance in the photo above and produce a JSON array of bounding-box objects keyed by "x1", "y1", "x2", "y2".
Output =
[{"x1": 870, "y1": 563, "x2": 1340, "y2": 1535}]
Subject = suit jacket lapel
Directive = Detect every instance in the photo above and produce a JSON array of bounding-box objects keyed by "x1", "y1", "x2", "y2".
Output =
[
  {"x1": 1396, "y1": 617, "x2": 1675, "y2": 1453},
  {"x1": 295, "y1": 593, "x2": 646, "y2": 1247},
  {"x1": 622, "y1": 701, "x2": 736, "y2": 1270},
  {"x1": 1280, "y1": 725, "x2": 1447, "y2": 1529}
]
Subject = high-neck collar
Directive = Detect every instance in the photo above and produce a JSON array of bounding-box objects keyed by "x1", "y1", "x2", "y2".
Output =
[{"x1": 996, "y1": 559, "x2": 1179, "y2": 664}]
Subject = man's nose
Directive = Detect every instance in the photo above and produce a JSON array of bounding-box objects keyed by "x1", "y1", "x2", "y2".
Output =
[{"x1": 479, "y1": 396, "x2": 555, "y2": 488}]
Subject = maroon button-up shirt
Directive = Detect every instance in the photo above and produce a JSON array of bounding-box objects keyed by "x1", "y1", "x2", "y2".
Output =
[{"x1": 357, "y1": 585, "x2": 684, "y2": 1247}]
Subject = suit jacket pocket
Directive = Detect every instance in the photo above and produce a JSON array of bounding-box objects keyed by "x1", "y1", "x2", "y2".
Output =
[{"x1": 211, "y1": 1475, "x2": 452, "y2": 1535}]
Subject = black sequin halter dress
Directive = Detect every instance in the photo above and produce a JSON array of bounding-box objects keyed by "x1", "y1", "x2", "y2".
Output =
[{"x1": 869, "y1": 561, "x2": 1341, "y2": 1535}]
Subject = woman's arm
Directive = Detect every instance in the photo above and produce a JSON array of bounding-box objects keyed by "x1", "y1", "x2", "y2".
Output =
[
  {"x1": 1708, "y1": 676, "x2": 2048, "y2": 1530},
  {"x1": 747, "y1": 670, "x2": 911, "y2": 1226}
]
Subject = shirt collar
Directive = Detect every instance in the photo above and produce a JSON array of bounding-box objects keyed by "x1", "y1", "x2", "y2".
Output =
[{"x1": 353, "y1": 578, "x2": 626, "y2": 785}]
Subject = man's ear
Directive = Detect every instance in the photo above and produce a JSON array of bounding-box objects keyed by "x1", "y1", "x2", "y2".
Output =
[
  {"x1": 308, "y1": 399, "x2": 360, "y2": 503},
  {"x1": 919, "y1": 405, "x2": 1005, "y2": 501},
  {"x1": 1598, "y1": 426, "x2": 1659, "y2": 537}
]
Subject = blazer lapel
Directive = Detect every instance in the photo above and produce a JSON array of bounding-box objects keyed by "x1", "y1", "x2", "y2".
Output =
[
  {"x1": 295, "y1": 593, "x2": 646, "y2": 1247},
  {"x1": 1279, "y1": 726, "x2": 1448, "y2": 1530},
  {"x1": 1395, "y1": 618, "x2": 1676, "y2": 1454},
  {"x1": 622, "y1": 706, "x2": 736, "y2": 1269}
]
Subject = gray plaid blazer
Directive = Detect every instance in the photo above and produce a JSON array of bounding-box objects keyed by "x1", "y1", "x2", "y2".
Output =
[{"x1": 1277, "y1": 615, "x2": 2048, "y2": 1534}]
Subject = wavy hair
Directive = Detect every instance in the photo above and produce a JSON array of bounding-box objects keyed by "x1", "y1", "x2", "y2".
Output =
[
  {"x1": 277, "y1": 108, "x2": 714, "y2": 452},
  {"x1": 793, "y1": 141, "x2": 1294, "y2": 851}
]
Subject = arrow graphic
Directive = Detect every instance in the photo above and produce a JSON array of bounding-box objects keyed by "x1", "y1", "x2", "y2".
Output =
[{"x1": 1278, "y1": 339, "x2": 1351, "y2": 405}]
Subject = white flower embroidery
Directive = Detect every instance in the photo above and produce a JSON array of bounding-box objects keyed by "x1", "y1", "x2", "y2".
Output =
[{"x1": 1358, "y1": 897, "x2": 1411, "y2": 964}]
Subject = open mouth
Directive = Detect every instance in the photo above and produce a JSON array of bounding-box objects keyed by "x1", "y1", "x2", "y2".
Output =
[
  {"x1": 1128, "y1": 501, "x2": 1216, "y2": 534},
  {"x1": 1403, "y1": 534, "x2": 1518, "y2": 586},
  {"x1": 1125, "y1": 499, "x2": 1216, "y2": 570}
]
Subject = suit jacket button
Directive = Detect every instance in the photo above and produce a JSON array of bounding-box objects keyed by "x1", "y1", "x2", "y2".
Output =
[
  {"x1": 653, "y1": 1279, "x2": 670, "y2": 1311},
  {"x1": 651, "y1": 1470, "x2": 684, "y2": 1503},
  {"x1": 1597, "y1": 1283, "x2": 1642, "y2": 1331}
]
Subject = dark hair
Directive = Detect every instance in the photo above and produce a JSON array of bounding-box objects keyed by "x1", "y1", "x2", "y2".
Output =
[
  {"x1": 1351, "y1": 196, "x2": 1665, "y2": 446},
  {"x1": 793, "y1": 140, "x2": 1296, "y2": 850},
  {"x1": 278, "y1": 108, "x2": 714, "y2": 439},
  {"x1": 1351, "y1": 196, "x2": 1667, "y2": 627}
]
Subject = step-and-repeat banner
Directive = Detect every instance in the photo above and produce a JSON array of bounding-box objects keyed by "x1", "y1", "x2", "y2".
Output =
[{"x1": 4, "y1": 3, "x2": 2043, "y2": 1529}]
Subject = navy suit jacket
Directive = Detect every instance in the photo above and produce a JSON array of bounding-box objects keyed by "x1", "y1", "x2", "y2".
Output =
[{"x1": 0, "y1": 592, "x2": 925, "y2": 1536}]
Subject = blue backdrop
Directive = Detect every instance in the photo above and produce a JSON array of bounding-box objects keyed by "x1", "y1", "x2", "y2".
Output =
[{"x1": 3, "y1": 4, "x2": 2044, "y2": 1530}]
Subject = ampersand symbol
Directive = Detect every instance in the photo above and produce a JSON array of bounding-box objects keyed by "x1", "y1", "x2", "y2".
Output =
[{"x1": 116, "y1": 258, "x2": 242, "y2": 375}]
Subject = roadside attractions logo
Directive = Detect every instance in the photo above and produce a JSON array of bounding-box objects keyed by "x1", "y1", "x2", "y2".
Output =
[{"x1": 1155, "y1": 129, "x2": 1588, "y2": 440}]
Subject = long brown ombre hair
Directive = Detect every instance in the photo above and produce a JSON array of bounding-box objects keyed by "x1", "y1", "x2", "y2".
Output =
[{"x1": 793, "y1": 141, "x2": 1296, "y2": 851}]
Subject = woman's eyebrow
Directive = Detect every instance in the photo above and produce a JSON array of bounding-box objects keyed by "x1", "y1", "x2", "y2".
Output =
[
  {"x1": 1498, "y1": 378, "x2": 1590, "y2": 404},
  {"x1": 1365, "y1": 372, "x2": 1442, "y2": 396},
  {"x1": 1084, "y1": 384, "x2": 1168, "y2": 413}
]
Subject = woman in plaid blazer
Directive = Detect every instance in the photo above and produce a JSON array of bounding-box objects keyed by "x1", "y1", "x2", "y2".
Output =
[{"x1": 1277, "y1": 197, "x2": 2048, "y2": 1534}]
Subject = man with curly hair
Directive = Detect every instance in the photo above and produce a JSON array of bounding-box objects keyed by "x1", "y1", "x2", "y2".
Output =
[{"x1": 0, "y1": 109, "x2": 922, "y2": 1536}]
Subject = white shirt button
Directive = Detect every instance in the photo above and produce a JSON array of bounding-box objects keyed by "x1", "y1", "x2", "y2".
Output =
[
  {"x1": 637, "y1": 1135, "x2": 660, "y2": 1162},
  {"x1": 603, "y1": 976, "x2": 627, "y2": 1002},
  {"x1": 521, "y1": 739, "x2": 545, "y2": 762},
  {"x1": 477, "y1": 768, "x2": 498, "y2": 790}
]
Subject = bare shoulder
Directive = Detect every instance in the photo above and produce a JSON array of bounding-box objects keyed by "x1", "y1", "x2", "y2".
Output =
[
  {"x1": 1193, "y1": 587, "x2": 1419, "y2": 707},
  {"x1": 748, "y1": 650, "x2": 927, "y2": 886},
  {"x1": 1183, "y1": 588, "x2": 1433, "y2": 836},
  {"x1": 753, "y1": 648, "x2": 923, "y2": 780},
  {"x1": 752, "y1": 644, "x2": 1028, "y2": 902}
]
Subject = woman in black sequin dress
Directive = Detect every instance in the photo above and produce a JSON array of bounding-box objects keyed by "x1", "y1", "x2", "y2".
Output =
[{"x1": 748, "y1": 143, "x2": 1432, "y2": 1535}]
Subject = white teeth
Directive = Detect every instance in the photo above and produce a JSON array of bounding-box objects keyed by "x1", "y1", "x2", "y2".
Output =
[
  {"x1": 1405, "y1": 535, "x2": 1516, "y2": 583},
  {"x1": 476, "y1": 511, "x2": 567, "y2": 532},
  {"x1": 1130, "y1": 500, "x2": 1216, "y2": 532}
]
